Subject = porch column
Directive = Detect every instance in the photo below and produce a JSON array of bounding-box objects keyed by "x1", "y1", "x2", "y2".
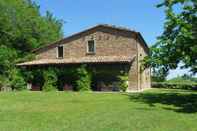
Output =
[{"x1": 127, "y1": 59, "x2": 138, "y2": 92}]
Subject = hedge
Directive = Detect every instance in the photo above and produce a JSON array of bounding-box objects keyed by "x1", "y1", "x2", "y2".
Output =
[{"x1": 152, "y1": 82, "x2": 197, "y2": 90}]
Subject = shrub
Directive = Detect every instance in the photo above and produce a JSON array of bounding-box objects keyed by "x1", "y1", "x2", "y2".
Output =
[
  {"x1": 21, "y1": 68, "x2": 45, "y2": 90},
  {"x1": 75, "y1": 65, "x2": 92, "y2": 91},
  {"x1": 0, "y1": 76, "x2": 10, "y2": 91},
  {"x1": 117, "y1": 75, "x2": 128, "y2": 92},
  {"x1": 56, "y1": 67, "x2": 78, "y2": 90},
  {"x1": 9, "y1": 68, "x2": 26, "y2": 91},
  {"x1": 167, "y1": 76, "x2": 197, "y2": 85},
  {"x1": 42, "y1": 68, "x2": 58, "y2": 91},
  {"x1": 152, "y1": 82, "x2": 197, "y2": 90}
]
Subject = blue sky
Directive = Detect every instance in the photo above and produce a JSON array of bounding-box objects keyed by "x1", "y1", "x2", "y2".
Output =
[{"x1": 34, "y1": 0, "x2": 192, "y2": 79}]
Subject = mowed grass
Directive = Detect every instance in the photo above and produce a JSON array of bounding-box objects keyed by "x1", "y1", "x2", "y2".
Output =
[{"x1": 0, "y1": 89, "x2": 197, "y2": 131}]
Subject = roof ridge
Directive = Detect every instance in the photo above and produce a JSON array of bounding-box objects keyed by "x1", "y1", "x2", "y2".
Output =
[{"x1": 98, "y1": 24, "x2": 136, "y2": 32}]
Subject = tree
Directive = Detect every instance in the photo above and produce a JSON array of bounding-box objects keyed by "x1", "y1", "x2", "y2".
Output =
[
  {"x1": 0, "y1": 0, "x2": 63, "y2": 53},
  {"x1": 144, "y1": 0, "x2": 197, "y2": 76},
  {"x1": 151, "y1": 68, "x2": 168, "y2": 82},
  {"x1": 0, "y1": 0, "x2": 63, "y2": 90}
]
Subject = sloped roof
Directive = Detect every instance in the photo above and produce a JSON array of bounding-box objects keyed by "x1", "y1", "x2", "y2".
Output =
[
  {"x1": 17, "y1": 56, "x2": 135, "y2": 66},
  {"x1": 32, "y1": 24, "x2": 149, "y2": 53}
]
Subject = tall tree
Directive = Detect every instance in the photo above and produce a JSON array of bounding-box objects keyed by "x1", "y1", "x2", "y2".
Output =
[
  {"x1": 0, "y1": 0, "x2": 63, "y2": 90},
  {"x1": 144, "y1": 0, "x2": 197, "y2": 76}
]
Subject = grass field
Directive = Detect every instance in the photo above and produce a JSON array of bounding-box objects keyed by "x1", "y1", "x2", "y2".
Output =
[{"x1": 0, "y1": 89, "x2": 197, "y2": 131}]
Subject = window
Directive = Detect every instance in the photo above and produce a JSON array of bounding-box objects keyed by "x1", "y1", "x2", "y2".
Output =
[
  {"x1": 57, "y1": 46, "x2": 63, "y2": 58},
  {"x1": 87, "y1": 40, "x2": 95, "y2": 53}
]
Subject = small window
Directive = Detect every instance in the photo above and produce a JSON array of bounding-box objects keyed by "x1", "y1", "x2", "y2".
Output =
[
  {"x1": 57, "y1": 46, "x2": 63, "y2": 58},
  {"x1": 87, "y1": 40, "x2": 95, "y2": 53}
]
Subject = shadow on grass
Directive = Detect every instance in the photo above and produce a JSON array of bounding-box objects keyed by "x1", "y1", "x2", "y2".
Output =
[{"x1": 126, "y1": 89, "x2": 197, "y2": 113}]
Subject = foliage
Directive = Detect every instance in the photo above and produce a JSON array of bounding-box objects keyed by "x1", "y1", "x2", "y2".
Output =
[
  {"x1": 42, "y1": 68, "x2": 58, "y2": 91},
  {"x1": 151, "y1": 68, "x2": 168, "y2": 82},
  {"x1": 117, "y1": 75, "x2": 128, "y2": 92},
  {"x1": 0, "y1": 68, "x2": 26, "y2": 90},
  {"x1": 152, "y1": 82, "x2": 197, "y2": 90},
  {"x1": 0, "y1": 0, "x2": 63, "y2": 52},
  {"x1": 181, "y1": 74, "x2": 197, "y2": 82},
  {"x1": 152, "y1": 74, "x2": 197, "y2": 90},
  {"x1": 21, "y1": 65, "x2": 93, "y2": 91},
  {"x1": 0, "y1": 75, "x2": 10, "y2": 90},
  {"x1": 167, "y1": 74, "x2": 197, "y2": 84},
  {"x1": 0, "y1": 45, "x2": 18, "y2": 75},
  {"x1": 75, "y1": 65, "x2": 92, "y2": 91},
  {"x1": 56, "y1": 67, "x2": 78, "y2": 91},
  {"x1": 0, "y1": 46, "x2": 27, "y2": 90},
  {"x1": 8, "y1": 68, "x2": 26, "y2": 90},
  {"x1": 0, "y1": 0, "x2": 63, "y2": 90},
  {"x1": 144, "y1": 0, "x2": 197, "y2": 75},
  {"x1": 22, "y1": 68, "x2": 45, "y2": 88}
]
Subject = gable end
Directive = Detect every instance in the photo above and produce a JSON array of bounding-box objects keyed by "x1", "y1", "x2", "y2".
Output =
[{"x1": 33, "y1": 24, "x2": 149, "y2": 54}]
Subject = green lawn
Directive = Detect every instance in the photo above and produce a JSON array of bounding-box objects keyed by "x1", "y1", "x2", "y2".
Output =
[{"x1": 0, "y1": 89, "x2": 197, "y2": 131}]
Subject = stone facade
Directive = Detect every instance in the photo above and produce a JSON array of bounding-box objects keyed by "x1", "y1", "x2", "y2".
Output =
[
  {"x1": 36, "y1": 28, "x2": 137, "y2": 59},
  {"x1": 25, "y1": 25, "x2": 151, "y2": 92}
]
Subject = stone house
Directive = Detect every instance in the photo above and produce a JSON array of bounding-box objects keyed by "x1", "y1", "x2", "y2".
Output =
[{"x1": 18, "y1": 24, "x2": 151, "y2": 92}]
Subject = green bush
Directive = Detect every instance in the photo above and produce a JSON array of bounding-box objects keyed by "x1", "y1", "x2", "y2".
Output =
[
  {"x1": 117, "y1": 75, "x2": 128, "y2": 92},
  {"x1": 0, "y1": 68, "x2": 26, "y2": 91},
  {"x1": 0, "y1": 76, "x2": 9, "y2": 91},
  {"x1": 9, "y1": 68, "x2": 26, "y2": 91},
  {"x1": 75, "y1": 65, "x2": 92, "y2": 91},
  {"x1": 42, "y1": 68, "x2": 58, "y2": 91},
  {"x1": 152, "y1": 82, "x2": 197, "y2": 90},
  {"x1": 56, "y1": 67, "x2": 77, "y2": 91}
]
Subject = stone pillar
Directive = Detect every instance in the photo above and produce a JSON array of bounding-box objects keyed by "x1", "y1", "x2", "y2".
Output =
[{"x1": 127, "y1": 59, "x2": 139, "y2": 92}]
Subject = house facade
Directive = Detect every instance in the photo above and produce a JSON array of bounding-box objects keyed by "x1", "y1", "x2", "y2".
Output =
[{"x1": 18, "y1": 24, "x2": 151, "y2": 92}]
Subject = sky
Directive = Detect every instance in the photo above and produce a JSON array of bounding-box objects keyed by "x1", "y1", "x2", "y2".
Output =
[{"x1": 33, "y1": 0, "x2": 193, "y2": 79}]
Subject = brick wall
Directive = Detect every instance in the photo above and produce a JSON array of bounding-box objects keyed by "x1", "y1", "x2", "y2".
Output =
[
  {"x1": 36, "y1": 28, "x2": 137, "y2": 59},
  {"x1": 137, "y1": 37, "x2": 151, "y2": 90}
]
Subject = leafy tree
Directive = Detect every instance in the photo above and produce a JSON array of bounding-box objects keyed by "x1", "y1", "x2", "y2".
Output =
[
  {"x1": 151, "y1": 68, "x2": 168, "y2": 82},
  {"x1": 0, "y1": 0, "x2": 63, "y2": 90},
  {"x1": 144, "y1": 0, "x2": 197, "y2": 76},
  {"x1": 0, "y1": 0, "x2": 63, "y2": 53}
]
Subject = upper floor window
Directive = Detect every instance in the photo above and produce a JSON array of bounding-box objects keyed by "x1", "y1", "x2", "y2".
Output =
[
  {"x1": 57, "y1": 45, "x2": 63, "y2": 58},
  {"x1": 87, "y1": 40, "x2": 95, "y2": 54}
]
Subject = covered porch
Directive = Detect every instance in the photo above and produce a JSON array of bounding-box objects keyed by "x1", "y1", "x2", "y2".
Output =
[{"x1": 17, "y1": 56, "x2": 135, "y2": 92}]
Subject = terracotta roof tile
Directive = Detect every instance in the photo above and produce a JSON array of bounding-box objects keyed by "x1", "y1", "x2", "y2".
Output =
[{"x1": 17, "y1": 56, "x2": 135, "y2": 66}]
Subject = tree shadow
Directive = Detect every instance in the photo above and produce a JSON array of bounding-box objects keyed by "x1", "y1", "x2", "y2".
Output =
[{"x1": 126, "y1": 89, "x2": 197, "y2": 113}]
